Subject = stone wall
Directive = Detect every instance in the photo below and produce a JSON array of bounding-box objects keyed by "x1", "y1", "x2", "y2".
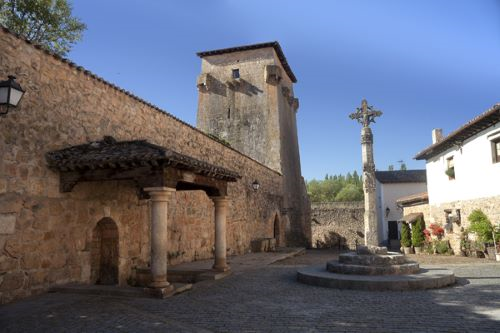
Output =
[
  {"x1": 428, "y1": 195, "x2": 500, "y2": 255},
  {"x1": 0, "y1": 28, "x2": 297, "y2": 303},
  {"x1": 402, "y1": 196, "x2": 500, "y2": 255},
  {"x1": 311, "y1": 202, "x2": 364, "y2": 250}
]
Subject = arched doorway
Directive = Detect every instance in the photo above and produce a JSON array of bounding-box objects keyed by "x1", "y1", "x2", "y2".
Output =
[
  {"x1": 90, "y1": 218, "x2": 119, "y2": 285},
  {"x1": 273, "y1": 214, "x2": 280, "y2": 247}
]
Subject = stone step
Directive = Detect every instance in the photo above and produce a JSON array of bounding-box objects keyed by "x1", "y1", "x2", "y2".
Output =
[
  {"x1": 339, "y1": 252, "x2": 408, "y2": 266},
  {"x1": 297, "y1": 266, "x2": 455, "y2": 291},
  {"x1": 50, "y1": 283, "x2": 192, "y2": 298},
  {"x1": 326, "y1": 260, "x2": 420, "y2": 275}
]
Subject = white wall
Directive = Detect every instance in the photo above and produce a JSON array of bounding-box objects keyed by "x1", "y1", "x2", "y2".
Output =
[
  {"x1": 426, "y1": 123, "x2": 500, "y2": 205},
  {"x1": 376, "y1": 182, "x2": 428, "y2": 243}
]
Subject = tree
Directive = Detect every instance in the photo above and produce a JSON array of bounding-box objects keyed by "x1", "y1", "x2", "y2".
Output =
[
  {"x1": 334, "y1": 184, "x2": 363, "y2": 202},
  {"x1": 411, "y1": 217, "x2": 425, "y2": 247},
  {"x1": 0, "y1": 0, "x2": 86, "y2": 56},
  {"x1": 400, "y1": 222, "x2": 411, "y2": 247},
  {"x1": 400, "y1": 163, "x2": 407, "y2": 171},
  {"x1": 388, "y1": 165, "x2": 394, "y2": 171}
]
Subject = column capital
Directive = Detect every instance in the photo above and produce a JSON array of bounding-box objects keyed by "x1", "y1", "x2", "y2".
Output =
[
  {"x1": 144, "y1": 187, "x2": 176, "y2": 201},
  {"x1": 211, "y1": 196, "x2": 230, "y2": 206}
]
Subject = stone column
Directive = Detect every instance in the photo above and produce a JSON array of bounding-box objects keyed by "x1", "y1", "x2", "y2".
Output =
[
  {"x1": 361, "y1": 127, "x2": 379, "y2": 246},
  {"x1": 211, "y1": 196, "x2": 230, "y2": 271},
  {"x1": 144, "y1": 187, "x2": 175, "y2": 290}
]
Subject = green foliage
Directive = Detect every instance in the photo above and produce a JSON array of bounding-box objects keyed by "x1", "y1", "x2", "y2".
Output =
[
  {"x1": 411, "y1": 217, "x2": 425, "y2": 247},
  {"x1": 400, "y1": 163, "x2": 407, "y2": 171},
  {"x1": 0, "y1": 0, "x2": 86, "y2": 56},
  {"x1": 306, "y1": 171, "x2": 363, "y2": 202},
  {"x1": 445, "y1": 167, "x2": 455, "y2": 178},
  {"x1": 334, "y1": 184, "x2": 363, "y2": 202},
  {"x1": 400, "y1": 223, "x2": 411, "y2": 247},
  {"x1": 388, "y1": 165, "x2": 394, "y2": 171},
  {"x1": 434, "y1": 240, "x2": 452, "y2": 255},
  {"x1": 468, "y1": 209, "x2": 494, "y2": 244}
]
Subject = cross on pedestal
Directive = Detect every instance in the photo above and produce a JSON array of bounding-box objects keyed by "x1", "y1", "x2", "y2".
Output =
[{"x1": 349, "y1": 99, "x2": 383, "y2": 128}]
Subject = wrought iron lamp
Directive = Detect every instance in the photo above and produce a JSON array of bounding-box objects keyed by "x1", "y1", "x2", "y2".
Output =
[
  {"x1": 385, "y1": 206, "x2": 390, "y2": 218},
  {"x1": 252, "y1": 180, "x2": 260, "y2": 191},
  {"x1": 0, "y1": 76, "x2": 25, "y2": 115}
]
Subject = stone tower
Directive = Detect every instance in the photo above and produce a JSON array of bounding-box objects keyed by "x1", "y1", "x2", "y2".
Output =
[{"x1": 196, "y1": 42, "x2": 310, "y2": 246}]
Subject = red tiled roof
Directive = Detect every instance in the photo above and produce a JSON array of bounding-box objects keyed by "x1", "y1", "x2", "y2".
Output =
[
  {"x1": 197, "y1": 41, "x2": 297, "y2": 83},
  {"x1": 396, "y1": 192, "x2": 429, "y2": 206}
]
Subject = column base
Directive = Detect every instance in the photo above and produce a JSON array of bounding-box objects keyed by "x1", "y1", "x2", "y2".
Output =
[
  {"x1": 144, "y1": 284, "x2": 175, "y2": 299},
  {"x1": 212, "y1": 264, "x2": 231, "y2": 272}
]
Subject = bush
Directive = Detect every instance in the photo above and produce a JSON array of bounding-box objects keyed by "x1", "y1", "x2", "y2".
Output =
[
  {"x1": 434, "y1": 240, "x2": 452, "y2": 255},
  {"x1": 468, "y1": 210, "x2": 494, "y2": 244},
  {"x1": 401, "y1": 222, "x2": 411, "y2": 247},
  {"x1": 411, "y1": 217, "x2": 425, "y2": 247},
  {"x1": 429, "y1": 223, "x2": 444, "y2": 239}
]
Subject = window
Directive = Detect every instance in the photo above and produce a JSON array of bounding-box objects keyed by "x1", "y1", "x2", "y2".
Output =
[
  {"x1": 492, "y1": 138, "x2": 500, "y2": 163},
  {"x1": 445, "y1": 156, "x2": 455, "y2": 180},
  {"x1": 232, "y1": 69, "x2": 240, "y2": 79}
]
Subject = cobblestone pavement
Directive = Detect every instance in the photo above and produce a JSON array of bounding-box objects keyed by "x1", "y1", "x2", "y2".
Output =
[{"x1": 1, "y1": 250, "x2": 500, "y2": 332}]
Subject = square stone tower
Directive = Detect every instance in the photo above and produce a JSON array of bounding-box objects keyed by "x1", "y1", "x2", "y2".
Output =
[{"x1": 196, "y1": 42, "x2": 311, "y2": 246}]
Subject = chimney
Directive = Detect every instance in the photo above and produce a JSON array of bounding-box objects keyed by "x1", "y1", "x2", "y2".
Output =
[{"x1": 432, "y1": 128, "x2": 443, "y2": 144}]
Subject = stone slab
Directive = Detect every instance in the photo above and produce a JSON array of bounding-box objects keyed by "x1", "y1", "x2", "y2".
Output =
[
  {"x1": 297, "y1": 266, "x2": 455, "y2": 291},
  {"x1": 326, "y1": 260, "x2": 420, "y2": 275}
]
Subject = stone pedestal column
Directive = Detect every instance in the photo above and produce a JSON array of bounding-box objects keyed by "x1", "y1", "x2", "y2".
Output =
[
  {"x1": 211, "y1": 196, "x2": 230, "y2": 272},
  {"x1": 144, "y1": 187, "x2": 175, "y2": 290},
  {"x1": 361, "y1": 127, "x2": 380, "y2": 247}
]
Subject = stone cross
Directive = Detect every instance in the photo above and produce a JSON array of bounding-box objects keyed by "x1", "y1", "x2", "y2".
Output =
[
  {"x1": 349, "y1": 99, "x2": 382, "y2": 128},
  {"x1": 349, "y1": 99, "x2": 383, "y2": 246}
]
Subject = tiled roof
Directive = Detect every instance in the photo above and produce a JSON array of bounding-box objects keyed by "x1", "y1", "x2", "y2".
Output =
[
  {"x1": 46, "y1": 136, "x2": 241, "y2": 181},
  {"x1": 396, "y1": 192, "x2": 429, "y2": 206},
  {"x1": 375, "y1": 170, "x2": 427, "y2": 184},
  {"x1": 197, "y1": 41, "x2": 297, "y2": 83},
  {"x1": 0, "y1": 25, "x2": 281, "y2": 176},
  {"x1": 415, "y1": 104, "x2": 500, "y2": 160}
]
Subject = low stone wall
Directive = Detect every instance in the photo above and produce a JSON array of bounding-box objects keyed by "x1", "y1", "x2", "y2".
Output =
[
  {"x1": 428, "y1": 195, "x2": 500, "y2": 255},
  {"x1": 402, "y1": 196, "x2": 500, "y2": 255},
  {"x1": 311, "y1": 202, "x2": 364, "y2": 250}
]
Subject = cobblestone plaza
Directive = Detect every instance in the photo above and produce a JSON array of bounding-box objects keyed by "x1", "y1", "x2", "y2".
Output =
[{"x1": 1, "y1": 251, "x2": 499, "y2": 333}]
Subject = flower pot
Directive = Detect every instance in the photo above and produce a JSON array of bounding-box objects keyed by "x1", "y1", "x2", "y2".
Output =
[
  {"x1": 414, "y1": 246, "x2": 423, "y2": 255},
  {"x1": 403, "y1": 246, "x2": 413, "y2": 255}
]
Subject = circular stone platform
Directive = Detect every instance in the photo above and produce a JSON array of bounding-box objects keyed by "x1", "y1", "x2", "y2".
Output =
[
  {"x1": 297, "y1": 265, "x2": 455, "y2": 291},
  {"x1": 326, "y1": 260, "x2": 420, "y2": 275}
]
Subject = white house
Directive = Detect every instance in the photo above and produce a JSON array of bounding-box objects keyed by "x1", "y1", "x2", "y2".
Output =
[
  {"x1": 414, "y1": 103, "x2": 500, "y2": 253},
  {"x1": 375, "y1": 170, "x2": 427, "y2": 248}
]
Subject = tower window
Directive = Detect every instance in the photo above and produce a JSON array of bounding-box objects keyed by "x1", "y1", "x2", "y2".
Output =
[
  {"x1": 232, "y1": 69, "x2": 240, "y2": 79},
  {"x1": 227, "y1": 108, "x2": 231, "y2": 119}
]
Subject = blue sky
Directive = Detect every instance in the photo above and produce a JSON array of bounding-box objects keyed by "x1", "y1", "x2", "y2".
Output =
[{"x1": 69, "y1": 0, "x2": 500, "y2": 180}]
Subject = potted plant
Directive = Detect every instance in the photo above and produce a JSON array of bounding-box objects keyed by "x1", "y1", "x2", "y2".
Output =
[
  {"x1": 401, "y1": 222, "x2": 412, "y2": 254},
  {"x1": 411, "y1": 216, "x2": 425, "y2": 254}
]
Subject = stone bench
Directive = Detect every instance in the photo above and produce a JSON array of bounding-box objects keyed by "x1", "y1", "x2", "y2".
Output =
[{"x1": 250, "y1": 238, "x2": 277, "y2": 253}]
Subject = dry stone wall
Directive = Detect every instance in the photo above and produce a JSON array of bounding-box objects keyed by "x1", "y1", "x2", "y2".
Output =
[
  {"x1": 311, "y1": 202, "x2": 364, "y2": 250},
  {"x1": 0, "y1": 28, "x2": 295, "y2": 303}
]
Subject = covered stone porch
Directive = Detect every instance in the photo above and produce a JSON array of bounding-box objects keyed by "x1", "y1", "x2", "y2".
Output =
[{"x1": 46, "y1": 136, "x2": 241, "y2": 297}]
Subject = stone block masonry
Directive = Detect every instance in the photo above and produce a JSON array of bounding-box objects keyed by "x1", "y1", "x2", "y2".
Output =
[
  {"x1": 311, "y1": 202, "x2": 364, "y2": 250},
  {"x1": 0, "y1": 28, "x2": 310, "y2": 303}
]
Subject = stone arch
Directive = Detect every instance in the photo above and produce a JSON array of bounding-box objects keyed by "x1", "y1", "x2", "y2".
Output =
[{"x1": 90, "y1": 217, "x2": 119, "y2": 285}]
